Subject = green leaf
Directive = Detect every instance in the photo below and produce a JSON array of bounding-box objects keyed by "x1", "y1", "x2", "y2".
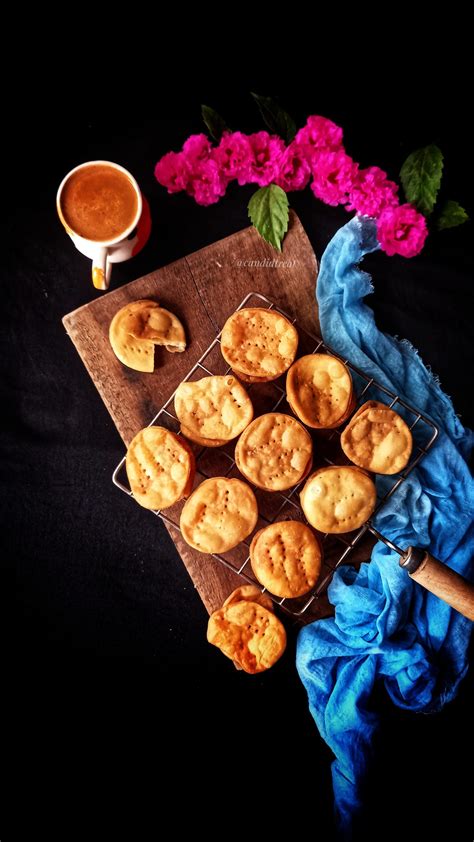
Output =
[
  {"x1": 437, "y1": 200, "x2": 469, "y2": 230},
  {"x1": 400, "y1": 144, "x2": 443, "y2": 216},
  {"x1": 201, "y1": 104, "x2": 229, "y2": 141},
  {"x1": 248, "y1": 184, "x2": 289, "y2": 251},
  {"x1": 250, "y1": 92, "x2": 297, "y2": 143}
]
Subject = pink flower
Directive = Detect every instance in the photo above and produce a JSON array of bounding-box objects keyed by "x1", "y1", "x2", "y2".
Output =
[
  {"x1": 186, "y1": 159, "x2": 226, "y2": 206},
  {"x1": 245, "y1": 131, "x2": 285, "y2": 187},
  {"x1": 274, "y1": 141, "x2": 311, "y2": 191},
  {"x1": 154, "y1": 151, "x2": 190, "y2": 194},
  {"x1": 154, "y1": 118, "x2": 425, "y2": 260},
  {"x1": 347, "y1": 166, "x2": 399, "y2": 217},
  {"x1": 310, "y1": 150, "x2": 358, "y2": 206},
  {"x1": 212, "y1": 132, "x2": 253, "y2": 184},
  {"x1": 295, "y1": 115, "x2": 343, "y2": 157},
  {"x1": 377, "y1": 204, "x2": 428, "y2": 257},
  {"x1": 182, "y1": 133, "x2": 212, "y2": 164}
]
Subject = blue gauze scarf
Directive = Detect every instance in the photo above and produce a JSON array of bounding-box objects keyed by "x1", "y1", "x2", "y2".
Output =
[{"x1": 296, "y1": 217, "x2": 474, "y2": 835}]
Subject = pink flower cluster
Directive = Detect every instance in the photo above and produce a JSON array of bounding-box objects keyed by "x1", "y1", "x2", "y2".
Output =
[{"x1": 154, "y1": 116, "x2": 428, "y2": 257}]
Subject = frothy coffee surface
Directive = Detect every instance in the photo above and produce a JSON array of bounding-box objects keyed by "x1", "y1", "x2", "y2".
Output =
[{"x1": 61, "y1": 164, "x2": 138, "y2": 241}]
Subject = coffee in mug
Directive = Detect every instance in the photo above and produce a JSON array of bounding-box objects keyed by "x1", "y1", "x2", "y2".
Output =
[
  {"x1": 57, "y1": 160, "x2": 143, "y2": 290},
  {"x1": 60, "y1": 163, "x2": 139, "y2": 242}
]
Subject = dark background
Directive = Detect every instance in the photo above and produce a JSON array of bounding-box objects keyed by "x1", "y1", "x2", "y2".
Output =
[{"x1": 7, "y1": 84, "x2": 473, "y2": 839}]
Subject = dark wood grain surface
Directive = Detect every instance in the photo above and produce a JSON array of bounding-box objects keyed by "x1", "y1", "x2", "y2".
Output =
[{"x1": 63, "y1": 210, "x2": 324, "y2": 615}]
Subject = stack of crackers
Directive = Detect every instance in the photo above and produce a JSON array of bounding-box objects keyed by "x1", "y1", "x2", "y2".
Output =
[{"x1": 111, "y1": 304, "x2": 414, "y2": 674}]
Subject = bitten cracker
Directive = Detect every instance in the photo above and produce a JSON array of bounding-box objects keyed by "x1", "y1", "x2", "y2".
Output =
[
  {"x1": 221, "y1": 308, "x2": 298, "y2": 380},
  {"x1": 109, "y1": 299, "x2": 186, "y2": 372},
  {"x1": 250, "y1": 520, "x2": 322, "y2": 598},
  {"x1": 126, "y1": 426, "x2": 195, "y2": 510},
  {"x1": 180, "y1": 477, "x2": 258, "y2": 553},
  {"x1": 235, "y1": 412, "x2": 313, "y2": 491},
  {"x1": 207, "y1": 600, "x2": 286, "y2": 673},
  {"x1": 300, "y1": 465, "x2": 376, "y2": 534},
  {"x1": 128, "y1": 303, "x2": 186, "y2": 352},
  {"x1": 341, "y1": 400, "x2": 412, "y2": 475},
  {"x1": 286, "y1": 353, "x2": 354, "y2": 429}
]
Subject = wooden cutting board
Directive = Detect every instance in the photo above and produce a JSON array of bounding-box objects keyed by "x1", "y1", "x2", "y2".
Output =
[{"x1": 63, "y1": 210, "x2": 333, "y2": 618}]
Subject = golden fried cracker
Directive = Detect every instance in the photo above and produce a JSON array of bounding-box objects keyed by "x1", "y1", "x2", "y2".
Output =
[
  {"x1": 221, "y1": 308, "x2": 298, "y2": 380},
  {"x1": 180, "y1": 477, "x2": 258, "y2": 553},
  {"x1": 222, "y1": 586, "x2": 274, "y2": 671},
  {"x1": 126, "y1": 426, "x2": 195, "y2": 510},
  {"x1": 175, "y1": 375, "x2": 253, "y2": 442},
  {"x1": 235, "y1": 412, "x2": 313, "y2": 491},
  {"x1": 341, "y1": 400, "x2": 412, "y2": 474},
  {"x1": 250, "y1": 520, "x2": 322, "y2": 598},
  {"x1": 109, "y1": 300, "x2": 156, "y2": 372},
  {"x1": 223, "y1": 585, "x2": 274, "y2": 613},
  {"x1": 287, "y1": 354, "x2": 354, "y2": 429},
  {"x1": 207, "y1": 600, "x2": 286, "y2": 673},
  {"x1": 300, "y1": 466, "x2": 376, "y2": 534}
]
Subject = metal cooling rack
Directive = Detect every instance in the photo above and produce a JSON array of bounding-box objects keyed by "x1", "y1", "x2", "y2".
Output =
[{"x1": 112, "y1": 292, "x2": 439, "y2": 620}]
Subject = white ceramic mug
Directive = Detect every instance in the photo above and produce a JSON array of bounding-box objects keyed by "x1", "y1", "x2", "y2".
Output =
[{"x1": 56, "y1": 160, "x2": 143, "y2": 290}]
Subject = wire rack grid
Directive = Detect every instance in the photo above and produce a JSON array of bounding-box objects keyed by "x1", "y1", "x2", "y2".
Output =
[{"x1": 112, "y1": 292, "x2": 439, "y2": 620}]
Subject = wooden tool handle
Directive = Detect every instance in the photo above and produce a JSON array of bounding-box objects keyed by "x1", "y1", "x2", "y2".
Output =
[{"x1": 401, "y1": 548, "x2": 474, "y2": 621}]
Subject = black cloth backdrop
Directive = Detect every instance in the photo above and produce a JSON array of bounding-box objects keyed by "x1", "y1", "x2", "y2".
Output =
[{"x1": 7, "y1": 91, "x2": 473, "y2": 840}]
